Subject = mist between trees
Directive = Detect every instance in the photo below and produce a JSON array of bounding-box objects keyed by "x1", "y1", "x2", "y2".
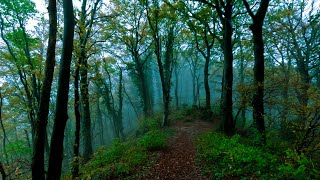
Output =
[{"x1": 0, "y1": 0, "x2": 319, "y2": 179}]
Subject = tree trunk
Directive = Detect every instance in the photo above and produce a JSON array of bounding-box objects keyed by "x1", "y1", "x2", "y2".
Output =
[
  {"x1": 80, "y1": 55, "x2": 93, "y2": 161},
  {"x1": 239, "y1": 35, "x2": 246, "y2": 128},
  {"x1": 162, "y1": 26, "x2": 175, "y2": 127},
  {"x1": 117, "y1": 69, "x2": 125, "y2": 139},
  {"x1": 78, "y1": 0, "x2": 101, "y2": 159},
  {"x1": 174, "y1": 64, "x2": 179, "y2": 109},
  {"x1": 47, "y1": 0, "x2": 74, "y2": 178},
  {"x1": 251, "y1": 24, "x2": 266, "y2": 144},
  {"x1": 204, "y1": 52, "x2": 211, "y2": 109},
  {"x1": 192, "y1": 71, "x2": 197, "y2": 105},
  {"x1": 31, "y1": 0, "x2": 57, "y2": 178},
  {"x1": 221, "y1": 5, "x2": 234, "y2": 136},
  {"x1": 96, "y1": 93, "x2": 104, "y2": 145},
  {"x1": 243, "y1": 0, "x2": 270, "y2": 144},
  {"x1": 145, "y1": 1, "x2": 174, "y2": 127},
  {"x1": 72, "y1": 65, "x2": 81, "y2": 179},
  {"x1": 139, "y1": 68, "x2": 150, "y2": 117}
]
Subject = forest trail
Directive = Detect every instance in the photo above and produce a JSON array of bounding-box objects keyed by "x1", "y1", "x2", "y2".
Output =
[{"x1": 141, "y1": 120, "x2": 216, "y2": 179}]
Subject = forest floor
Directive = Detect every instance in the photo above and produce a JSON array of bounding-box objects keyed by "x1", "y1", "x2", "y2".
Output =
[{"x1": 140, "y1": 119, "x2": 218, "y2": 179}]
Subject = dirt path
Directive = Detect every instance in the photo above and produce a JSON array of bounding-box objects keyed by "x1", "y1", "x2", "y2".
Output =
[{"x1": 141, "y1": 120, "x2": 215, "y2": 179}]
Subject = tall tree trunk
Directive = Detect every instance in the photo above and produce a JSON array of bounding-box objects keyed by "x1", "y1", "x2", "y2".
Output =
[
  {"x1": 47, "y1": 0, "x2": 74, "y2": 178},
  {"x1": 204, "y1": 55, "x2": 210, "y2": 109},
  {"x1": 239, "y1": 35, "x2": 246, "y2": 128},
  {"x1": 221, "y1": 4, "x2": 234, "y2": 136},
  {"x1": 243, "y1": 0, "x2": 270, "y2": 144},
  {"x1": 145, "y1": 1, "x2": 174, "y2": 127},
  {"x1": 32, "y1": 0, "x2": 57, "y2": 178},
  {"x1": 72, "y1": 65, "x2": 81, "y2": 179},
  {"x1": 197, "y1": 0, "x2": 234, "y2": 135},
  {"x1": 192, "y1": 71, "x2": 197, "y2": 105},
  {"x1": 117, "y1": 69, "x2": 125, "y2": 139},
  {"x1": 174, "y1": 64, "x2": 179, "y2": 109},
  {"x1": 77, "y1": 0, "x2": 100, "y2": 160},
  {"x1": 251, "y1": 24, "x2": 266, "y2": 144},
  {"x1": 162, "y1": 26, "x2": 175, "y2": 127},
  {"x1": 96, "y1": 93, "x2": 104, "y2": 145},
  {"x1": 139, "y1": 69, "x2": 150, "y2": 117},
  {"x1": 80, "y1": 55, "x2": 93, "y2": 161}
]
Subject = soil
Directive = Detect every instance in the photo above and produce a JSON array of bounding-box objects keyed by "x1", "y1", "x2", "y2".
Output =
[{"x1": 140, "y1": 120, "x2": 216, "y2": 180}]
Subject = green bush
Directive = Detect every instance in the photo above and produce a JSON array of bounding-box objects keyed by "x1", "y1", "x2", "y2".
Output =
[
  {"x1": 80, "y1": 129, "x2": 170, "y2": 179},
  {"x1": 195, "y1": 132, "x2": 320, "y2": 179},
  {"x1": 137, "y1": 118, "x2": 162, "y2": 135},
  {"x1": 278, "y1": 149, "x2": 320, "y2": 179},
  {"x1": 138, "y1": 130, "x2": 168, "y2": 151},
  {"x1": 196, "y1": 132, "x2": 279, "y2": 179},
  {"x1": 80, "y1": 139, "x2": 148, "y2": 179}
]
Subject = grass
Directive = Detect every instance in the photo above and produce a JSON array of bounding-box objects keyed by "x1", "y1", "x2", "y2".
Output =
[
  {"x1": 195, "y1": 132, "x2": 320, "y2": 179},
  {"x1": 79, "y1": 121, "x2": 170, "y2": 179}
]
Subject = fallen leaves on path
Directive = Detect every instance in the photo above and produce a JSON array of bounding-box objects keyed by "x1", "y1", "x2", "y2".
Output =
[{"x1": 141, "y1": 120, "x2": 215, "y2": 180}]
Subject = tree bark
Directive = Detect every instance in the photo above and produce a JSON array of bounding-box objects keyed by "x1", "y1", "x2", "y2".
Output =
[
  {"x1": 78, "y1": 0, "x2": 93, "y2": 161},
  {"x1": 72, "y1": 65, "x2": 81, "y2": 179},
  {"x1": 47, "y1": 0, "x2": 74, "y2": 178},
  {"x1": 77, "y1": 0, "x2": 101, "y2": 160},
  {"x1": 117, "y1": 69, "x2": 125, "y2": 139},
  {"x1": 251, "y1": 24, "x2": 266, "y2": 144},
  {"x1": 145, "y1": 1, "x2": 174, "y2": 127},
  {"x1": 243, "y1": 0, "x2": 270, "y2": 144},
  {"x1": 204, "y1": 54, "x2": 210, "y2": 109},
  {"x1": 32, "y1": 0, "x2": 57, "y2": 178},
  {"x1": 221, "y1": 2, "x2": 235, "y2": 136}
]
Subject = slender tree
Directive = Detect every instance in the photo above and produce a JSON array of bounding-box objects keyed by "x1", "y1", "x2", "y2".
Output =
[
  {"x1": 145, "y1": 0, "x2": 176, "y2": 126},
  {"x1": 77, "y1": 0, "x2": 101, "y2": 160},
  {"x1": 31, "y1": 0, "x2": 57, "y2": 178},
  {"x1": 72, "y1": 61, "x2": 81, "y2": 178},
  {"x1": 47, "y1": 0, "x2": 75, "y2": 178},
  {"x1": 196, "y1": 0, "x2": 235, "y2": 135}
]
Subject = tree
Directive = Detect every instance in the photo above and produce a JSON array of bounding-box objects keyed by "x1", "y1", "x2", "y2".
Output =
[
  {"x1": 242, "y1": 0, "x2": 270, "y2": 144},
  {"x1": 72, "y1": 57, "x2": 81, "y2": 178},
  {"x1": 145, "y1": 0, "x2": 177, "y2": 126},
  {"x1": 0, "y1": 0, "x2": 40, "y2": 141},
  {"x1": 31, "y1": 0, "x2": 57, "y2": 178},
  {"x1": 47, "y1": 0, "x2": 75, "y2": 178},
  {"x1": 111, "y1": 0, "x2": 154, "y2": 117},
  {"x1": 76, "y1": 0, "x2": 101, "y2": 161},
  {"x1": 196, "y1": 0, "x2": 235, "y2": 135}
]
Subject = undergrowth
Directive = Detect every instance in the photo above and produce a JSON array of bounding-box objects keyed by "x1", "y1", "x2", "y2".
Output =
[
  {"x1": 171, "y1": 106, "x2": 215, "y2": 122},
  {"x1": 80, "y1": 119, "x2": 170, "y2": 179},
  {"x1": 195, "y1": 132, "x2": 320, "y2": 179}
]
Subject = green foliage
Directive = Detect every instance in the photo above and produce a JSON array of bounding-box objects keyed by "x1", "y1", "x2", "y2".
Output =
[
  {"x1": 138, "y1": 130, "x2": 168, "y2": 151},
  {"x1": 5, "y1": 140, "x2": 32, "y2": 161},
  {"x1": 80, "y1": 139, "x2": 148, "y2": 179},
  {"x1": 137, "y1": 117, "x2": 162, "y2": 134},
  {"x1": 81, "y1": 128, "x2": 169, "y2": 179},
  {"x1": 171, "y1": 107, "x2": 215, "y2": 122},
  {"x1": 278, "y1": 149, "x2": 320, "y2": 179},
  {"x1": 196, "y1": 132, "x2": 320, "y2": 179},
  {"x1": 196, "y1": 132, "x2": 279, "y2": 179}
]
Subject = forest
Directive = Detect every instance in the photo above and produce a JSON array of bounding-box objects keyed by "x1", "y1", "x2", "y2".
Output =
[{"x1": 0, "y1": 0, "x2": 319, "y2": 179}]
